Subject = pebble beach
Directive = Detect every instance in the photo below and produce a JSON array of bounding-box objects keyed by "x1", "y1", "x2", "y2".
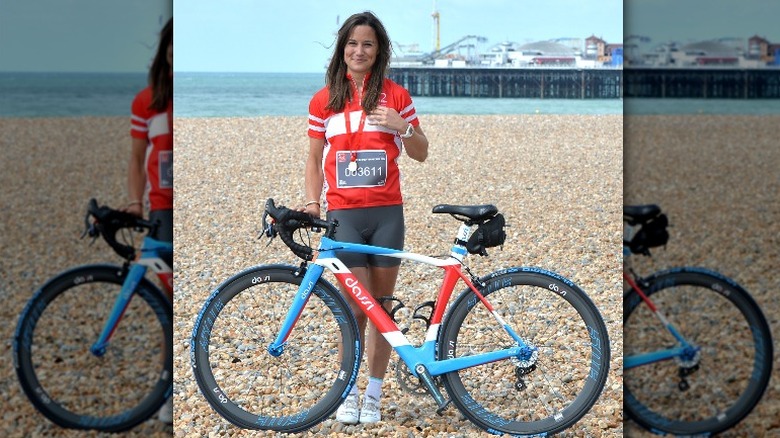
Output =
[
  {"x1": 173, "y1": 114, "x2": 624, "y2": 437},
  {"x1": 623, "y1": 115, "x2": 780, "y2": 437},
  {"x1": 0, "y1": 117, "x2": 173, "y2": 437},
  {"x1": 3, "y1": 113, "x2": 777, "y2": 437}
]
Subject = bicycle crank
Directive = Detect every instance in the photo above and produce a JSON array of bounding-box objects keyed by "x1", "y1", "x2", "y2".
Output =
[{"x1": 395, "y1": 359, "x2": 429, "y2": 396}]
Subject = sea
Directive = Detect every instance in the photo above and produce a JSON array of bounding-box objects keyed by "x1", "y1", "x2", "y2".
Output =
[
  {"x1": 0, "y1": 72, "x2": 147, "y2": 118},
  {"x1": 172, "y1": 72, "x2": 624, "y2": 117},
  {"x1": 2, "y1": 71, "x2": 780, "y2": 117}
]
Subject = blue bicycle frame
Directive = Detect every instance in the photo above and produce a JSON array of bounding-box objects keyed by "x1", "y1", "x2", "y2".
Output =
[
  {"x1": 622, "y1": 245, "x2": 700, "y2": 370},
  {"x1": 90, "y1": 237, "x2": 173, "y2": 356},
  {"x1": 268, "y1": 229, "x2": 535, "y2": 394}
]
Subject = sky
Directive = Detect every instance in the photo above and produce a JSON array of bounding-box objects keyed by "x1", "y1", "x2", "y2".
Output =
[
  {"x1": 0, "y1": 0, "x2": 173, "y2": 73},
  {"x1": 625, "y1": 0, "x2": 780, "y2": 43},
  {"x1": 3, "y1": 1, "x2": 779, "y2": 74},
  {"x1": 174, "y1": 0, "x2": 623, "y2": 73}
]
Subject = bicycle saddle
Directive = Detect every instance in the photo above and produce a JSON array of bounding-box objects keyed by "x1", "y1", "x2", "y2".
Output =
[
  {"x1": 432, "y1": 204, "x2": 498, "y2": 222},
  {"x1": 623, "y1": 204, "x2": 661, "y2": 224}
]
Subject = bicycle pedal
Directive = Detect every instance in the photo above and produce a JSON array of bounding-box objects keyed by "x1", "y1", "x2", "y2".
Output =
[{"x1": 435, "y1": 398, "x2": 452, "y2": 416}]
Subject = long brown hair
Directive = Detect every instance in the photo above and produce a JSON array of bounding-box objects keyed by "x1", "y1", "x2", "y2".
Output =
[
  {"x1": 149, "y1": 18, "x2": 173, "y2": 112},
  {"x1": 325, "y1": 12, "x2": 391, "y2": 113}
]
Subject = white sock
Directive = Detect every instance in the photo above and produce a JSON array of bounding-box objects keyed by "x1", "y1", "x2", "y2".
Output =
[
  {"x1": 365, "y1": 377, "x2": 383, "y2": 401},
  {"x1": 348, "y1": 384, "x2": 358, "y2": 397}
]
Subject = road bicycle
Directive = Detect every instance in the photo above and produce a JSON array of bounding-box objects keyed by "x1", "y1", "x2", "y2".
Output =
[
  {"x1": 623, "y1": 204, "x2": 773, "y2": 436},
  {"x1": 191, "y1": 198, "x2": 610, "y2": 436},
  {"x1": 13, "y1": 199, "x2": 174, "y2": 432}
]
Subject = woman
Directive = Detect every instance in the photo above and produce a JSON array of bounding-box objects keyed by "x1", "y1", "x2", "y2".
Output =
[
  {"x1": 304, "y1": 11, "x2": 429, "y2": 425},
  {"x1": 124, "y1": 17, "x2": 173, "y2": 424},
  {"x1": 126, "y1": 17, "x2": 173, "y2": 247}
]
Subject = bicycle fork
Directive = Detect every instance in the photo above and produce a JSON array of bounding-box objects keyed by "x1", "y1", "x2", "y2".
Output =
[{"x1": 91, "y1": 264, "x2": 147, "y2": 357}]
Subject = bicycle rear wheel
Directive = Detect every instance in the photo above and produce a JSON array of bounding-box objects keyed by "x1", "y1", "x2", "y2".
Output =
[
  {"x1": 191, "y1": 264, "x2": 360, "y2": 433},
  {"x1": 624, "y1": 268, "x2": 773, "y2": 435},
  {"x1": 13, "y1": 265, "x2": 173, "y2": 432},
  {"x1": 439, "y1": 268, "x2": 610, "y2": 435}
]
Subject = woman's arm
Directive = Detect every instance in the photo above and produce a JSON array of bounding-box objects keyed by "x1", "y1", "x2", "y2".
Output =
[
  {"x1": 400, "y1": 124, "x2": 428, "y2": 162},
  {"x1": 123, "y1": 137, "x2": 148, "y2": 217},
  {"x1": 303, "y1": 137, "x2": 325, "y2": 217}
]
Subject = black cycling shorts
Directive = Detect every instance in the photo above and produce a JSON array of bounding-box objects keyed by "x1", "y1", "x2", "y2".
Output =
[
  {"x1": 149, "y1": 208, "x2": 173, "y2": 269},
  {"x1": 149, "y1": 208, "x2": 173, "y2": 243},
  {"x1": 326, "y1": 205, "x2": 404, "y2": 268}
]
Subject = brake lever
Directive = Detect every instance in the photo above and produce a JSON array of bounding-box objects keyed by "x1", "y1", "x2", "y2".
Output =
[
  {"x1": 259, "y1": 210, "x2": 278, "y2": 245},
  {"x1": 80, "y1": 213, "x2": 100, "y2": 244},
  {"x1": 81, "y1": 225, "x2": 99, "y2": 246},
  {"x1": 81, "y1": 210, "x2": 91, "y2": 239}
]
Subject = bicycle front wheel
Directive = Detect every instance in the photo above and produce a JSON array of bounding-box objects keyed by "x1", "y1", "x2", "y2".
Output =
[
  {"x1": 439, "y1": 267, "x2": 610, "y2": 435},
  {"x1": 624, "y1": 268, "x2": 773, "y2": 436},
  {"x1": 13, "y1": 265, "x2": 173, "y2": 432},
  {"x1": 191, "y1": 264, "x2": 360, "y2": 433}
]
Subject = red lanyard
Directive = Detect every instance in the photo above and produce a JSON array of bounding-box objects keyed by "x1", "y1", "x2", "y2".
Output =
[{"x1": 343, "y1": 108, "x2": 367, "y2": 163}]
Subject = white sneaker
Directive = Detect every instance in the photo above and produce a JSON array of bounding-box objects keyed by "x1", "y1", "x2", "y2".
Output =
[
  {"x1": 158, "y1": 396, "x2": 173, "y2": 424},
  {"x1": 335, "y1": 393, "x2": 360, "y2": 424},
  {"x1": 359, "y1": 395, "x2": 381, "y2": 424}
]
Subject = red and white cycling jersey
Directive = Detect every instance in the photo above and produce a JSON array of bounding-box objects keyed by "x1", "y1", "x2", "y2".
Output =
[
  {"x1": 131, "y1": 87, "x2": 173, "y2": 211},
  {"x1": 308, "y1": 74, "x2": 419, "y2": 211}
]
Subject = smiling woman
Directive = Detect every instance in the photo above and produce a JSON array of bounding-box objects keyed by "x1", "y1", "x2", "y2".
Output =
[
  {"x1": 302, "y1": 10, "x2": 429, "y2": 426},
  {"x1": 343, "y1": 25, "x2": 378, "y2": 81}
]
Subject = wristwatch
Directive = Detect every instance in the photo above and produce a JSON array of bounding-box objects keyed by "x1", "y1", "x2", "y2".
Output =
[{"x1": 399, "y1": 123, "x2": 414, "y2": 139}]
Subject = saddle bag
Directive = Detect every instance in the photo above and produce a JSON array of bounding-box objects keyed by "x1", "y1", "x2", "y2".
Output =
[
  {"x1": 466, "y1": 214, "x2": 506, "y2": 255},
  {"x1": 629, "y1": 213, "x2": 669, "y2": 254}
]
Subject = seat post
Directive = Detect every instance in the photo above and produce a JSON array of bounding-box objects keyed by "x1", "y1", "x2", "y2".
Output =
[{"x1": 449, "y1": 223, "x2": 473, "y2": 262}]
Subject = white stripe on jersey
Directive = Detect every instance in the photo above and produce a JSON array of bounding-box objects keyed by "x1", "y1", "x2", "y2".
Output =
[
  {"x1": 325, "y1": 111, "x2": 396, "y2": 139},
  {"x1": 399, "y1": 103, "x2": 415, "y2": 117},
  {"x1": 148, "y1": 113, "x2": 170, "y2": 138},
  {"x1": 309, "y1": 114, "x2": 325, "y2": 124}
]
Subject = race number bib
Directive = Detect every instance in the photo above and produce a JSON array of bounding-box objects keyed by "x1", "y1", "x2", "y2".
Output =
[
  {"x1": 158, "y1": 150, "x2": 172, "y2": 189},
  {"x1": 336, "y1": 150, "x2": 387, "y2": 188}
]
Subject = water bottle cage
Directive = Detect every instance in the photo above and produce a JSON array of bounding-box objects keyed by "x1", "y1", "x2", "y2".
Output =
[
  {"x1": 377, "y1": 297, "x2": 436, "y2": 333},
  {"x1": 377, "y1": 296, "x2": 406, "y2": 328},
  {"x1": 412, "y1": 301, "x2": 436, "y2": 329}
]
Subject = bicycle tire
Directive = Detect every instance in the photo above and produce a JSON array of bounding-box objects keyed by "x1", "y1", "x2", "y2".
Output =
[
  {"x1": 624, "y1": 267, "x2": 773, "y2": 436},
  {"x1": 13, "y1": 264, "x2": 173, "y2": 432},
  {"x1": 191, "y1": 264, "x2": 361, "y2": 433},
  {"x1": 439, "y1": 267, "x2": 610, "y2": 435}
]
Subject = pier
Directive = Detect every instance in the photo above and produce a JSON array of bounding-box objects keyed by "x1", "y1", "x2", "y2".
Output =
[
  {"x1": 624, "y1": 68, "x2": 780, "y2": 98},
  {"x1": 387, "y1": 68, "x2": 623, "y2": 99}
]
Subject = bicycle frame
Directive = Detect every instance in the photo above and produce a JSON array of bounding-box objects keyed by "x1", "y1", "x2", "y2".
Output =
[
  {"x1": 90, "y1": 236, "x2": 173, "y2": 356},
  {"x1": 269, "y1": 223, "x2": 533, "y2": 405},
  {"x1": 622, "y1": 246, "x2": 699, "y2": 370}
]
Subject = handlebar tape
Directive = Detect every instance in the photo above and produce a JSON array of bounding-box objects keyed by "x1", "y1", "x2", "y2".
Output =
[
  {"x1": 265, "y1": 199, "x2": 319, "y2": 261},
  {"x1": 87, "y1": 198, "x2": 156, "y2": 260}
]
